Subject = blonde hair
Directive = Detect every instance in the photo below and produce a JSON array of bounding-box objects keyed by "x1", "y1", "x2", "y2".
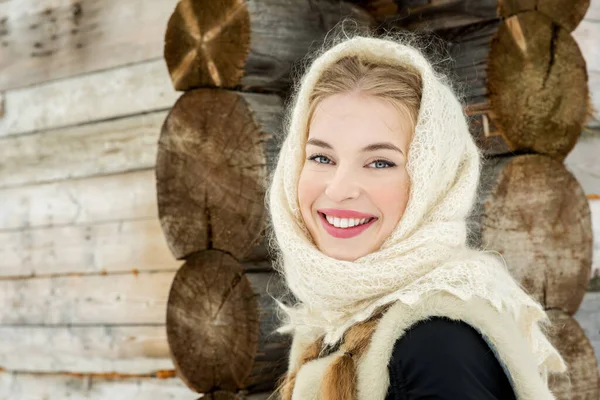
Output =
[{"x1": 306, "y1": 54, "x2": 423, "y2": 141}]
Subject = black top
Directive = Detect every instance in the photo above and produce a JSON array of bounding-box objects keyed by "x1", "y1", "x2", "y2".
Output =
[{"x1": 384, "y1": 317, "x2": 517, "y2": 400}]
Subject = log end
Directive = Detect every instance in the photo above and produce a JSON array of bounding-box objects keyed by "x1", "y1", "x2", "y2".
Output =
[
  {"x1": 166, "y1": 250, "x2": 260, "y2": 393},
  {"x1": 478, "y1": 155, "x2": 592, "y2": 314},
  {"x1": 499, "y1": 0, "x2": 591, "y2": 32},
  {"x1": 488, "y1": 12, "x2": 588, "y2": 160},
  {"x1": 546, "y1": 310, "x2": 600, "y2": 399},
  {"x1": 156, "y1": 89, "x2": 268, "y2": 260},
  {"x1": 164, "y1": 0, "x2": 251, "y2": 91}
]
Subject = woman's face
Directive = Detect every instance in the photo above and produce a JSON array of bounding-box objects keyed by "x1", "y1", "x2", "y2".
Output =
[{"x1": 298, "y1": 91, "x2": 413, "y2": 261}]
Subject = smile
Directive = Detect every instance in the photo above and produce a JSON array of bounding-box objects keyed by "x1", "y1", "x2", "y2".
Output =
[{"x1": 318, "y1": 212, "x2": 377, "y2": 239}]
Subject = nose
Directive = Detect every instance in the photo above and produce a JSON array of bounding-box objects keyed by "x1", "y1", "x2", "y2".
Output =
[{"x1": 324, "y1": 167, "x2": 361, "y2": 203}]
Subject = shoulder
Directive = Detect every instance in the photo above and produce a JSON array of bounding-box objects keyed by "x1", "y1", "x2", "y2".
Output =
[
  {"x1": 392, "y1": 316, "x2": 495, "y2": 361},
  {"x1": 386, "y1": 316, "x2": 516, "y2": 399}
]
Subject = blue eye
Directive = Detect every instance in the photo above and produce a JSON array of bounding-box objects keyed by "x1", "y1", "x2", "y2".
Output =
[
  {"x1": 308, "y1": 154, "x2": 332, "y2": 164},
  {"x1": 369, "y1": 160, "x2": 396, "y2": 169}
]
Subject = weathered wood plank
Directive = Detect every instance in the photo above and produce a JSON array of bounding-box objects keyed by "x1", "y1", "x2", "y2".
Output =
[
  {"x1": 573, "y1": 19, "x2": 600, "y2": 72},
  {"x1": 590, "y1": 200, "x2": 600, "y2": 277},
  {"x1": 0, "y1": 271, "x2": 174, "y2": 324},
  {"x1": 585, "y1": 0, "x2": 600, "y2": 20},
  {"x1": 564, "y1": 134, "x2": 600, "y2": 196},
  {"x1": 0, "y1": 218, "x2": 180, "y2": 277},
  {"x1": 588, "y1": 70, "x2": 600, "y2": 127},
  {"x1": 0, "y1": 373, "x2": 198, "y2": 400},
  {"x1": 574, "y1": 291, "x2": 600, "y2": 370},
  {"x1": 0, "y1": 325, "x2": 171, "y2": 373},
  {"x1": 0, "y1": 169, "x2": 157, "y2": 231},
  {"x1": 0, "y1": 0, "x2": 179, "y2": 91},
  {"x1": 0, "y1": 59, "x2": 178, "y2": 137},
  {"x1": 0, "y1": 266, "x2": 276, "y2": 323},
  {"x1": 0, "y1": 111, "x2": 165, "y2": 189},
  {"x1": 0, "y1": 216, "x2": 271, "y2": 278}
]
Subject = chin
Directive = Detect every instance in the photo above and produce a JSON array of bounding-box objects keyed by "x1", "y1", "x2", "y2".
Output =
[{"x1": 320, "y1": 243, "x2": 368, "y2": 262}]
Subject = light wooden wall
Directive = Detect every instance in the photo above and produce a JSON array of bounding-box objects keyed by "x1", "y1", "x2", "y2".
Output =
[{"x1": 0, "y1": 0, "x2": 194, "y2": 398}]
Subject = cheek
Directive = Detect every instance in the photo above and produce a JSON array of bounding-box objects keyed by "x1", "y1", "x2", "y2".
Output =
[
  {"x1": 297, "y1": 168, "x2": 322, "y2": 215},
  {"x1": 369, "y1": 174, "x2": 410, "y2": 222}
]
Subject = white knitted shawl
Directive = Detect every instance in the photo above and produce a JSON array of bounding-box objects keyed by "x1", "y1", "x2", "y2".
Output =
[{"x1": 266, "y1": 35, "x2": 567, "y2": 379}]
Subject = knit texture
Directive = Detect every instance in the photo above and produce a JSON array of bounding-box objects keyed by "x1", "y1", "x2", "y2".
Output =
[{"x1": 265, "y1": 34, "x2": 567, "y2": 381}]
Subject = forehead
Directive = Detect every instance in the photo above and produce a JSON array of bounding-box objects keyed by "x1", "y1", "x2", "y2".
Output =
[{"x1": 308, "y1": 92, "x2": 413, "y2": 148}]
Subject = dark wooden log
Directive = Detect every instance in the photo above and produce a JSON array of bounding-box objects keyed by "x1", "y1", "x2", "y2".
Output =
[
  {"x1": 345, "y1": 0, "x2": 399, "y2": 20},
  {"x1": 436, "y1": 12, "x2": 588, "y2": 160},
  {"x1": 167, "y1": 250, "x2": 289, "y2": 394},
  {"x1": 156, "y1": 88, "x2": 282, "y2": 261},
  {"x1": 373, "y1": 0, "x2": 589, "y2": 32},
  {"x1": 163, "y1": 0, "x2": 374, "y2": 93},
  {"x1": 467, "y1": 154, "x2": 593, "y2": 314},
  {"x1": 546, "y1": 310, "x2": 600, "y2": 400}
]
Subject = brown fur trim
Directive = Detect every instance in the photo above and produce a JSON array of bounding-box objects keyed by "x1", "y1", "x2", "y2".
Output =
[
  {"x1": 276, "y1": 303, "x2": 393, "y2": 399},
  {"x1": 321, "y1": 353, "x2": 357, "y2": 400},
  {"x1": 275, "y1": 335, "x2": 325, "y2": 400}
]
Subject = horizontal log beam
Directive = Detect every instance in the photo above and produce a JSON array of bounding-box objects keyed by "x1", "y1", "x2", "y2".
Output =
[
  {"x1": 0, "y1": 0, "x2": 179, "y2": 91},
  {"x1": 0, "y1": 60, "x2": 177, "y2": 137}
]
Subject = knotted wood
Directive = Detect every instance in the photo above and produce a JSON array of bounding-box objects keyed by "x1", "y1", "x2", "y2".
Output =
[
  {"x1": 468, "y1": 154, "x2": 593, "y2": 314},
  {"x1": 439, "y1": 12, "x2": 588, "y2": 160},
  {"x1": 163, "y1": 0, "x2": 373, "y2": 93},
  {"x1": 156, "y1": 88, "x2": 282, "y2": 260},
  {"x1": 166, "y1": 250, "x2": 289, "y2": 394},
  {"x1": 546, "y1": 310, "x2": 600, "y2": 400}
]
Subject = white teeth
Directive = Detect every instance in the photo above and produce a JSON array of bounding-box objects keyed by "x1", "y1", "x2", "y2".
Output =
[{"x1": 324, "y1": 214, "x2": 373, "y2": 229}]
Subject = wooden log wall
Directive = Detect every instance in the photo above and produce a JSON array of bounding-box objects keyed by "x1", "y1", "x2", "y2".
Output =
[
  {"x1": 0, "y1": 0, "x2": 253, "y2": 398},
  {"x1": 156, "y1": 1, "x2": 373, "y2": 399}
]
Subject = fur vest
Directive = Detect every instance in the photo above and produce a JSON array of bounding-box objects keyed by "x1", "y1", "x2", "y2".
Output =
[{"x1": 287, "y1": 292, "x2": 562, "y2": 400}]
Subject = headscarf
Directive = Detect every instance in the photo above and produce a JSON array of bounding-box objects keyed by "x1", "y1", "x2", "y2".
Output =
[{"x1": 265, "y1": 32, "x2": 566, "y2": 378}]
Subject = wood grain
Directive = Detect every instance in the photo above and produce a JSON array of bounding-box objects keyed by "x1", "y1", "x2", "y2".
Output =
[
  {"x1": 0, "y1": 111, "x2": 166, "y2": 189},
  {"x1": 0, "y1": 0, "x2": 179, "y2": 91},
  {"x1": 0, "y1": 325, "x2": 171, "y2": 373},
  {"x1": 0, "y1": 169, "x2": 157, "y2": 231},
  {"x1": 382, "y1": 0, "x2": 590, "y2": 32},
  {"x1": 469, "y1": 155, "x2": 593, "y2": 314},
  {"x1": 547, "y1": 310, "x2": 600, "y2": 400},
  {"x1": 487, "y1": 12, "x2": 588, "y2": 160},
  {"x1": 166, "y1": 251, "x2": 288, "y2": 394},
  {"x1": 0, "y1": 271, "x2": 174, "y2": 324},
  {"x1": 156, "y1": 89, "x2": 282, "y2": 260},
  {"x1": 0, "y1": 59, "x2": 178, "y2": 137},
  {"x1": 163, "y1": 0, "x2": 373, "y2": 92},
  {"x1": 0, "y1": 373, "x2": 197, "y2": 400},
  {"x1": 0, "y1": 218, "x2": 180, "y2": 277}
]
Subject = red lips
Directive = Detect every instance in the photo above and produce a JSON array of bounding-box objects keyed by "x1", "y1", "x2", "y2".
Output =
[{"x1": 317, "y1": 210, "x2": 378, "y2": 239}]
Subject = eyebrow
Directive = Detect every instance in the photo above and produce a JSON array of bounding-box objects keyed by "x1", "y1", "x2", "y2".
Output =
[{"x1": 306, "y1": 138, "x2": 405, "y2": 156}]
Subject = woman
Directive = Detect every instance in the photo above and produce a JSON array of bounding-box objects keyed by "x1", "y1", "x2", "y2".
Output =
[{"x1": 265, "y1": 24, "x2": 568, "y2": 400}]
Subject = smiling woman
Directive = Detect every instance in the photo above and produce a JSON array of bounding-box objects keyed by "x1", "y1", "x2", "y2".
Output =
[
  {"x1": 265, "y1": 23, "x2": 567, "y2": 400},
  {"x1": 298, "y1": 68, "x2": 419, "y2": 260}
]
